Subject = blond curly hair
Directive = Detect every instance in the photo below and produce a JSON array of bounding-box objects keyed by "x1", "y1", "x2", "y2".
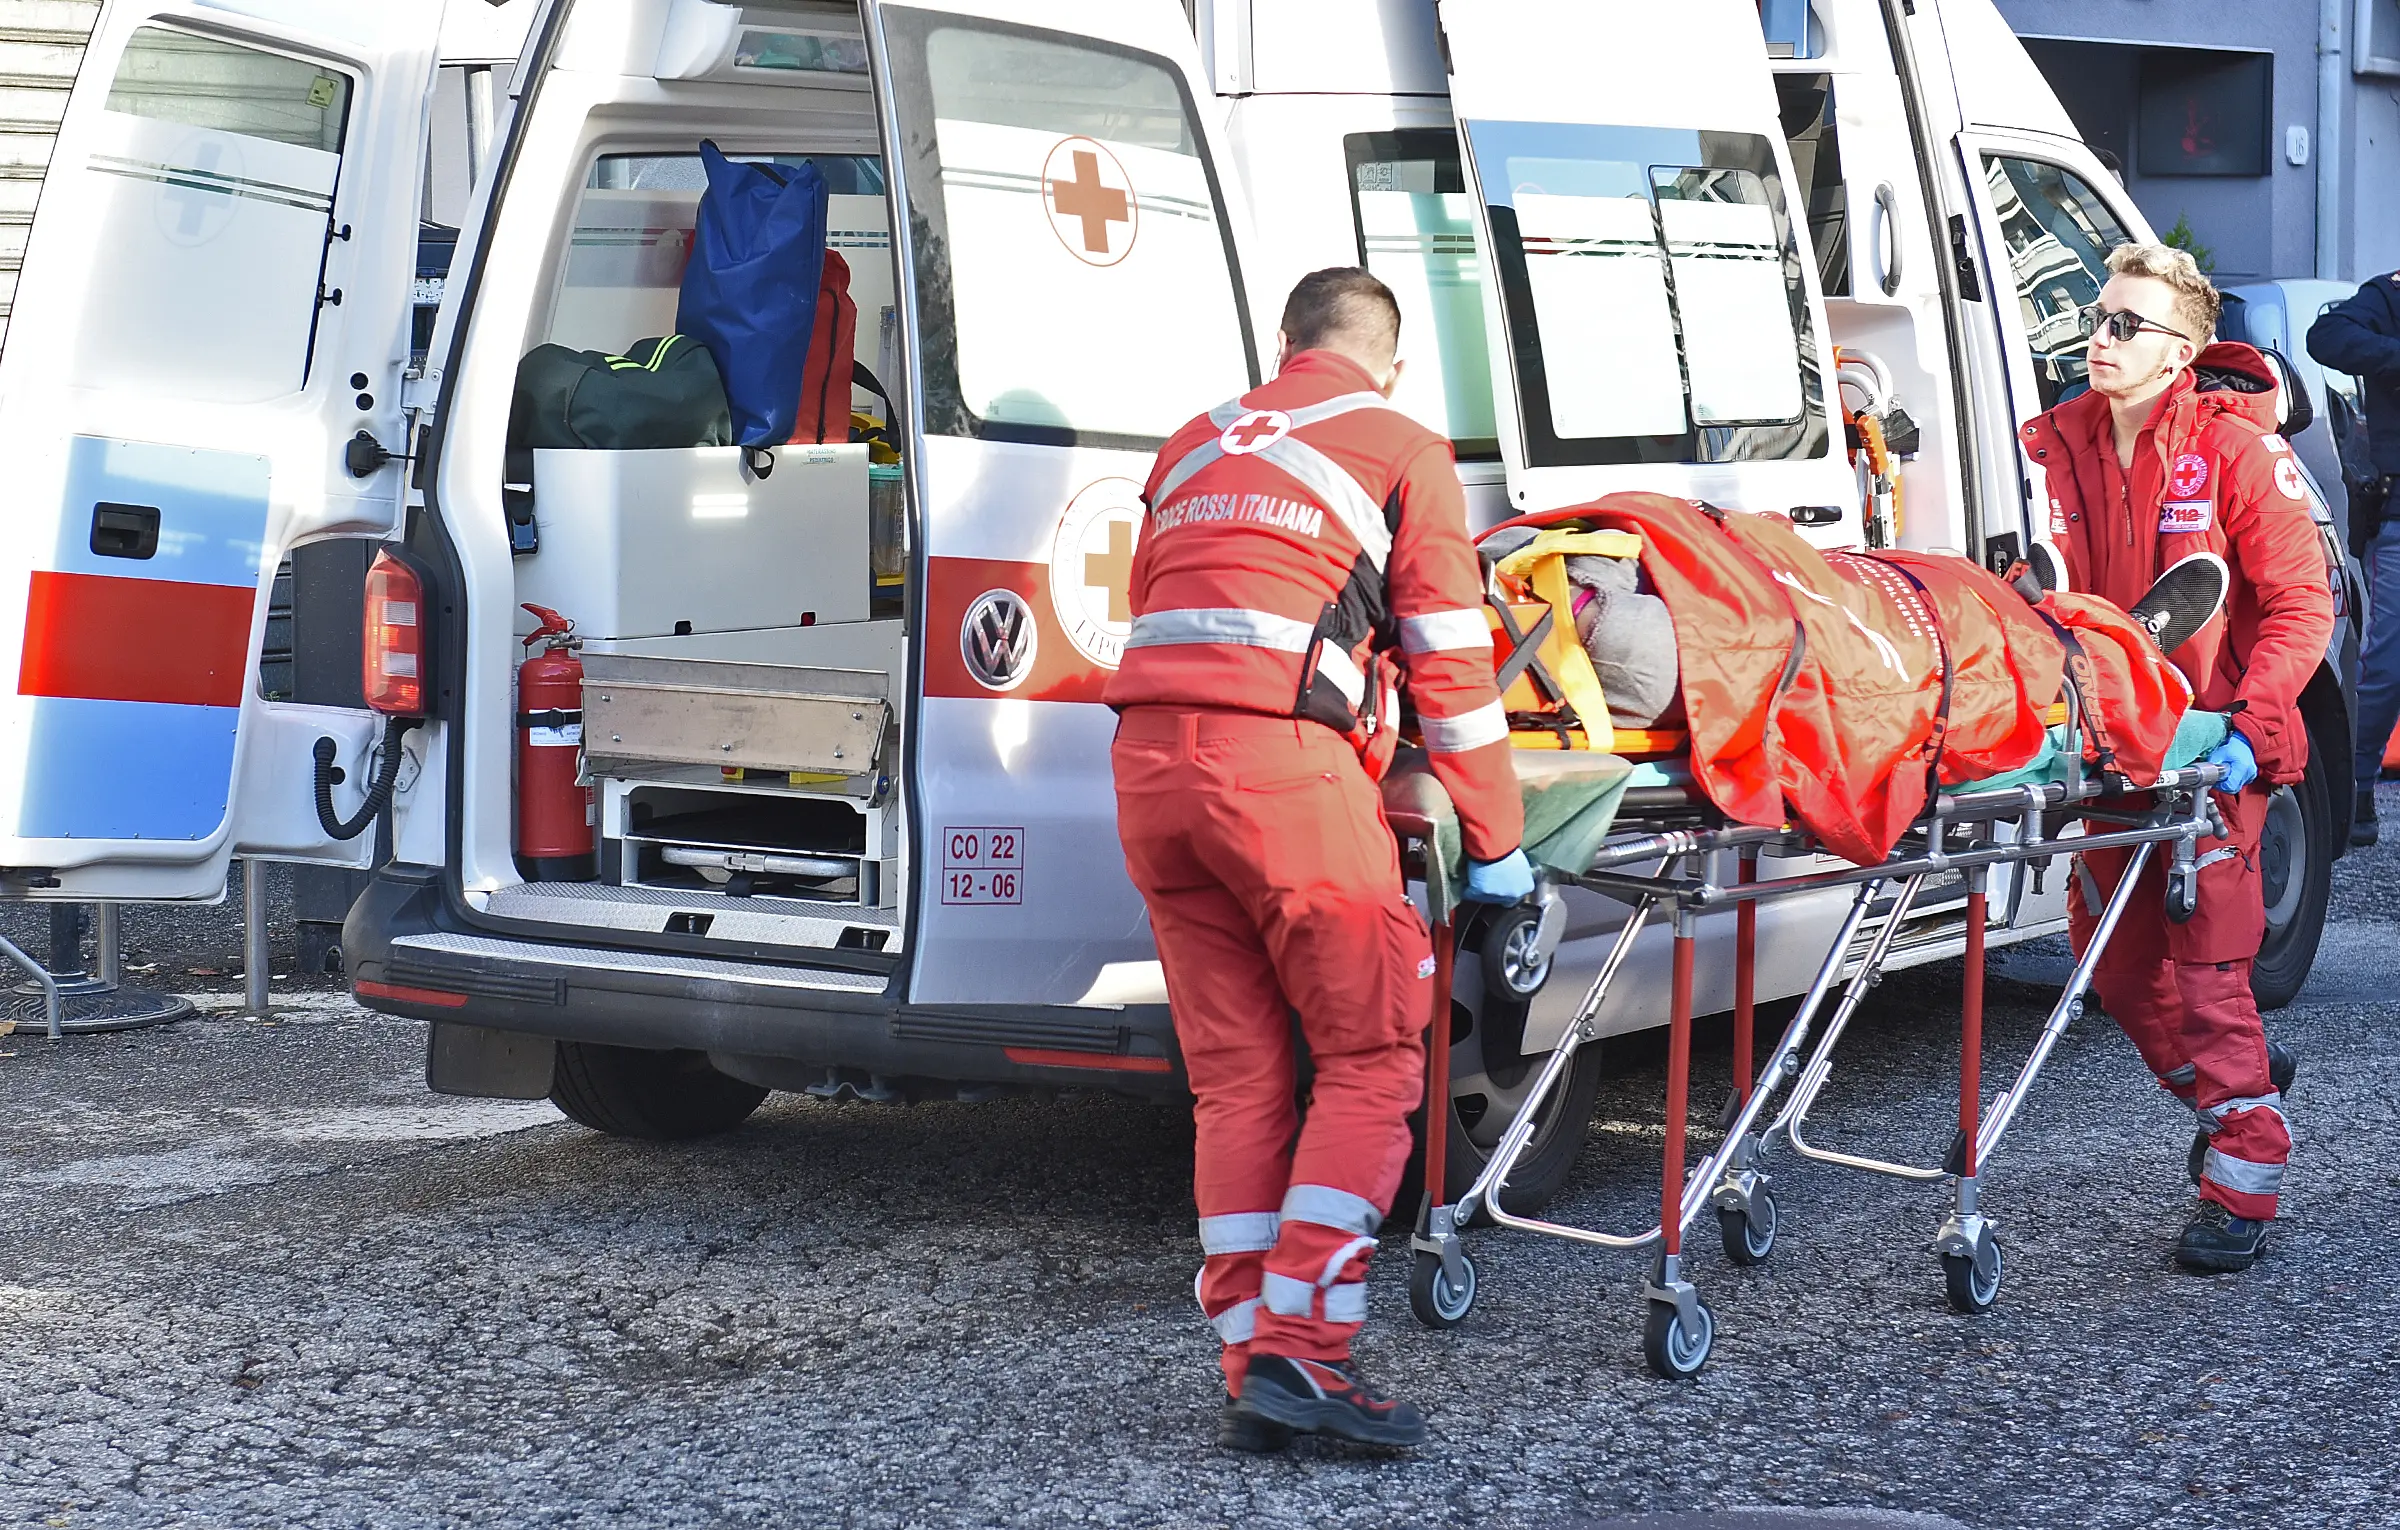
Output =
[{"x1": 2105, "y1": 241, "x2": 2220, "y2": 343}]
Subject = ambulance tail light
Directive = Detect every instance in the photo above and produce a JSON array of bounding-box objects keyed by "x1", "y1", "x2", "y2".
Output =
[{"x1": 363, "y1": 548, "x2": 431, "y2": 716}]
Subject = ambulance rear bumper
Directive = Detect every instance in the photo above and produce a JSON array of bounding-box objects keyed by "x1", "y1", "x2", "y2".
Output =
[{"x1": 343, "y1": 864, "x2": 1185, "y2": 1097}]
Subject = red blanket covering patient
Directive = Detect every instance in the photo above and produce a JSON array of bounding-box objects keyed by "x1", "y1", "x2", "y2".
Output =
[{"x1": 1498, "y1": 494, "x2": 2190, "y2": 867}]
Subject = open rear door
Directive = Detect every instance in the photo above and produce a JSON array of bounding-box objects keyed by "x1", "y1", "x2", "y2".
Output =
[
  {"x1": 0, "y1": 2, "x2": 438, "y2": 900},
  {"x1": 1436, "y1": 0, "x2": 1853, "y2": 522},
  {"x1": 860, "y1": 0, "x2": 1258, "y2": 1010}
]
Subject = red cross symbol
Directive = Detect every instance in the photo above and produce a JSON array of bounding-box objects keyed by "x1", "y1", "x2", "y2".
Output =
[
  {"x1": 1219, "y1": 409, "x2": 1291, "y2": 456},
  {"x1": 1043, "y1": 137, "x2": 1136, "y2": 265},
  {"x1": 1083, "y1": 518, "x2": 1136, "y2": 624}
]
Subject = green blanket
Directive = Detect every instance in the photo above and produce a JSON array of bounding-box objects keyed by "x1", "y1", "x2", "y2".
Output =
[
  {"x1": 1381, "y1": 748, "x2": 1635, "y2": 924},
  {"x1": 1938, "y1": 708, "x2": 2228, "y2": 798}
]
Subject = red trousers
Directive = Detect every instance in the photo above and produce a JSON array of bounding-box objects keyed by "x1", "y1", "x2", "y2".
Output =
[
  {"x1": 2069, "y1": 785, "x2": 2289, "y2": 1219},
  {"x1": 1112, "y1": 708, "x2": 1431, "y2": 1392}
]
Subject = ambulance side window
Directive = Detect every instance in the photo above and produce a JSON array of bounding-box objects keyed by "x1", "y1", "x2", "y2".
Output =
[
  {"x1": 70, "y1": 27, "x2": 352, "y2": 398},
  {"x1": 1342, "y1": 131, "x2": 1498, "y2": 459},
  {"x1": 1465, "y1": 120, "x2": 1827, "y2": 467},
  {"x1": 1982, "y1": 156, "x2": 2130, "y2": 411},
  {"x1": 879, "y1": 15, "x2": 1257, "y2": 449},
  {"x1": 1774, "y1": 73, "x2": 1847, "y2": 298}
]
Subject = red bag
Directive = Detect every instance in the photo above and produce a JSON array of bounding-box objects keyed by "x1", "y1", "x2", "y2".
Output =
[{"x1": 789, "y1": 248, "x2": 857, "y2": 444}]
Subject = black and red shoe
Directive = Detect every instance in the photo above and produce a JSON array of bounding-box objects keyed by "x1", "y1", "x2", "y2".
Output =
[
  {"x1": 1230, "y1": 1353, "x2": 1426, "y2": 1447},
  {"x1": 1217, "y1": 1395, "x2": 1292, "y2": 1454}
]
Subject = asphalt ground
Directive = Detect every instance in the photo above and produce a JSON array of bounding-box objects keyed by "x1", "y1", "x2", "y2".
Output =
[{"x1": 1, "y1": 797, "x2": 2395, "y2": 1528}]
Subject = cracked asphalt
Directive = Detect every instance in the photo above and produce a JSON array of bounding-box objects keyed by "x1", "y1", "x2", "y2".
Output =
[{"x1": 2, "y1": 794, "x2": 2396, "y2": 1528}]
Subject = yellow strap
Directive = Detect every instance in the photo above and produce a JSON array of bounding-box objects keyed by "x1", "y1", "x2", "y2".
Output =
[{"x1": 1525, "y1": 552, "x2": 1613, "y2": 732}]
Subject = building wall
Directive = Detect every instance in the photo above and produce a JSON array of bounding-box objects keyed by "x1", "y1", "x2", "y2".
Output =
[{"x1": 1994, "y1": 0, "x2": 2400, "y2": 282}]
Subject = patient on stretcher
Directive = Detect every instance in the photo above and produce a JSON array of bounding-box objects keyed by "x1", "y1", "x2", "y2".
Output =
[{"x1": 1479, "y1": 494, "x2": 2225, "y2": 867}]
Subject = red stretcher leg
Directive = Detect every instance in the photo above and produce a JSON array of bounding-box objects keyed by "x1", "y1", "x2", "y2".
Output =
[
  {"x1": 1423, "y1": 914, "x2": 1453, "y2": 1215},
  {"x1": 1662, "y1": 924, "x2": 1695, "y2": 1259},
  {"x1": 1956, "y1": 887, "x2": 1986, "y2": 1181},
  {"x1": 1734, "y1": 856, "x2": 1758, "y2": 1106}
]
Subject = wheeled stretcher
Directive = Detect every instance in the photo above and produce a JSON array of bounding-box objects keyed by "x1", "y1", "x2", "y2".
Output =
[
  {"x1": 1384, "y1": 502, "x2": 2232, "y2": 1378},
  {"x1": 1390, "y1": 718, "x2": 2227, "y2": 1377}
]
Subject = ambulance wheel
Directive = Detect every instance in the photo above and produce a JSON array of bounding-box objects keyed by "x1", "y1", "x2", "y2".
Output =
[
  {"x1": 549, "y1": 1042, "x2": 769, "y2": 1140},
  {"x1": 1941, "y1": 1239, "x2": 2005, "y2": 1315},
  {"x1": 1717, "y1": 1190, "x2": 1778, "y2": 1267},
  {"x1": 2251, "y1": 727, "x2": 2334, "y2": 1012},
  {"x1": 1642, "y1": 1298, "x2": 1714, "y2": 1379},
  {"x1": 1411, "y1": 1009, "x2": 1607, "y2": 1215},
  {"x1": 1409, "y1": 1248, "x2": 1477, "y2": 1329}
]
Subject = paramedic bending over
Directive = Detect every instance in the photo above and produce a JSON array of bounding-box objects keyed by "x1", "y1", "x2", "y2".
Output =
[
  {"x1": 1106, "y1": 269, "x2": 1530, "y2": 1452},
  {"x1": 2020, "y1": 243, "x2": 2336, "y2": 1273}
]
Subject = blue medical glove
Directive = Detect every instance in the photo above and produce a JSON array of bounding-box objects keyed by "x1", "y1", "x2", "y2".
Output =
[
  {"x1": 2205, "y1": 727, "x2": 2258, "y2": 794},
  {"x1": 1464, "y1": 848, "x2": 1536, "y2": 904}
]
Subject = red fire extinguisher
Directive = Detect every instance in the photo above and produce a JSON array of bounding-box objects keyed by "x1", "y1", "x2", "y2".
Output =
[{"x1": 518, "y1": 603, "x2": 594, "y2": 881}]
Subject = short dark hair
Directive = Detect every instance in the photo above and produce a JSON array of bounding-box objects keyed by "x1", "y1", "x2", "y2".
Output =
[{"x1": 1279, "y1": 267, "x2": 1401, "y2": 361}]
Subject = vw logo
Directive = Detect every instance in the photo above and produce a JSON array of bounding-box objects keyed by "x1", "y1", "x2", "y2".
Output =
[{"x1": 961, "y1": 588, "x2": 1038, "y2": 692}]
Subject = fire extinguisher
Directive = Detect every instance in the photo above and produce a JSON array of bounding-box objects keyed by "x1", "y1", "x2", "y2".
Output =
[{"x1": 517, "y1": 603, "x2": 594, "y2": 882}]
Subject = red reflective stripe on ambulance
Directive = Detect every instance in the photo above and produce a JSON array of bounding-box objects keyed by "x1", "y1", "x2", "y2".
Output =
[
  {"x1": 18, "y1": 570, "x2": 253, "y2": 708},
  {"x1": 923, "y1": 555, "x2": 1110, "y2": 704},
  {"x1": 1003, "y1": 1047, "x2": 1173, "y2": 1073}
]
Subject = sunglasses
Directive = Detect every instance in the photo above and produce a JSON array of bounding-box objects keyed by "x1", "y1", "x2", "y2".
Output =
[{"x1": 2078, "y1": 303, "x2": 2190, "y2": 345}]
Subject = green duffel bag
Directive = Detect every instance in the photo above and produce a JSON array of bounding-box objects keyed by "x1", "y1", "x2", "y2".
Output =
[{"x1": 508, "y1": 333, "x2": 733, "y2": 450}]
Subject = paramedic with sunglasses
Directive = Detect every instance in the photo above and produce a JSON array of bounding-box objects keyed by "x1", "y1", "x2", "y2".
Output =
[
  {"x1": 1107, "y1": 269, "x2": 1531, "y2": 1450},
  {"x1": 2020, "y1": 243, "x2": 2334, "y2": 1272}
]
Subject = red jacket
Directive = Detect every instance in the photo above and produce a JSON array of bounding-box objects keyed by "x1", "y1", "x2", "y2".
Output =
[
  {"x1": 1105, "y1": 350, "x2": 1524, "y2": 860},
  {"x1": 2021, "y1": 345, "x2": 2336, "y2": 785}
]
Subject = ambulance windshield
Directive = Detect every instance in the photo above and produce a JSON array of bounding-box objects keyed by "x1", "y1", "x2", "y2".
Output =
[{"x1": 1464, "y1": 122, "x2": 1827, "y2": 468}]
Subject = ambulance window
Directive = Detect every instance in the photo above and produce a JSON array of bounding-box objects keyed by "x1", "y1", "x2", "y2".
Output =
[
  {"x1": 879, "y1": 16, "x2": 1256, "y2": 449},
  {"x1": 1982, "y1": 156, "x2": 2131, "y2": 411},
  {"x1": 68, "y1": 28, "x2": 352, "y2": 399},
  {"x1": 1343, "y1": 131, "x2": 1498, "y2": 459},
  {"x1": 1466, "y1": 121, "x2": 1826, "y2": 467},
  {"x1": 549, "y1": 152, "x2": 888, "y2": 357}
]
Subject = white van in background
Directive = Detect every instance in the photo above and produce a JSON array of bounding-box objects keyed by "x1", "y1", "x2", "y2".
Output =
[{"x1": 0, "y1": 0, "x2": 2356, "y2": 1208}]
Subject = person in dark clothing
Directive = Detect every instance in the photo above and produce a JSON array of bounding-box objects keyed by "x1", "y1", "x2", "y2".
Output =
[{"x1": 2307, "y1": 273, "x2": 2400, "y2": 846}]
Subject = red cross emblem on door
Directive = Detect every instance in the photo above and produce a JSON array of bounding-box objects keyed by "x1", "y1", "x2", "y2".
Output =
[{"x1": 1043, "y1": 136, "x2": 1138, "y2": 267}]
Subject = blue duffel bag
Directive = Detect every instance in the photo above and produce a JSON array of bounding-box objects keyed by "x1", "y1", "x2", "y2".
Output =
[{"x1": 676, "y1": 140, "x2": 829, "y2": 450}]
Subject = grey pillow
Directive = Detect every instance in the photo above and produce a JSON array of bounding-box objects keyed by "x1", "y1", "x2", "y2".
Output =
[{"x1": 1567, "y1": 555, "x2": 1681, "y2": 728}]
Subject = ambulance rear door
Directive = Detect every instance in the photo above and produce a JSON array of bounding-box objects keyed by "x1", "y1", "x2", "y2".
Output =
[
  {"x1": 1434, "y1": 0, "x2": 1857, "y2": 526},
  {"x1": 0, "y1": 2, "x2": 440, "y2": 899},
  {"x1": 860, "y1": 0, "x2": 1259, "y2": 1010}
]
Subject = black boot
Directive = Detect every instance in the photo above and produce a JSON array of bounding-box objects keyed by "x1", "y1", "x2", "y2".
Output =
[
  {"x1": 2126, "y1": 552, "x2": 2229, "y2": 655},
  {"x1": 2353, "y1": 786, "x2": 2381, "y2": 849},
  {"x1": 1232, "y1": 1353, "x2": 1426, "y2": 1447},
  {"x1": 2187, "y1": 1041, "x2": 2296, "y2": 1186},
  {"x1": 2177, "y1": 1200, "x2": 2270, "y2": 1272},
  {"x1": 1217, "y1": 1395, "x2": 1292, "y2": 1454}
]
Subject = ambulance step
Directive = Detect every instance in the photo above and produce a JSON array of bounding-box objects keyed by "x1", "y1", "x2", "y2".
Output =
[
  {"x1": 487, "y1": 881, "x2": 898, "y2": 952},
  {"x1": 388, "y1": 931, "x2": 889, "y2": 994}
]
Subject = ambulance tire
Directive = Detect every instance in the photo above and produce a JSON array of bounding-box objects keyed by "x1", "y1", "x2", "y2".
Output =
[
  {"x1": 2250, "y1": 726, "x2": 2335, "y2": 1012},
  {"x1": 549, "y1": 1042, "x2": 770, "y2": 1140},
  {"x1": 1399, "y1": 1003, "x2": 1606, "y2": 1217}
]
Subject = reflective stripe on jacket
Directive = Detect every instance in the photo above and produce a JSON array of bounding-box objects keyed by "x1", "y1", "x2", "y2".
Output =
[
  {"x1": 2020, "y1": 343, "x2": 2337, "y2": 786},
  {"x1": 1104, "y1": 349, "x2": 1525, "y2": 860}
]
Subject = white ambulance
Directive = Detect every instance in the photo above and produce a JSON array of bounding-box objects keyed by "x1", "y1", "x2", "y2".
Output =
[{"x1": 0, "y1": 0, "x2": 2356, "y2": 1205}]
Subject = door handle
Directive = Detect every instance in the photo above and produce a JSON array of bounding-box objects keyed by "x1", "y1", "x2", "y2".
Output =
[
  {"x1": 1873, "y1": 182, "x2": 1903, "y2": 297},
  {"x1": 89, "y1": 502, "x2": 159, "y2": 560}
]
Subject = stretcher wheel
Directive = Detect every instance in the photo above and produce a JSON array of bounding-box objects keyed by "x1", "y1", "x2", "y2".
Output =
[
  {"x1": 1941, "y1": 1239, "x2": 2005, "y2": 1315},
  {"x1": 1478, "y1": 901, "x2": 1553, "y2": 1000},
  {"x1": 1641, "y1": 1298, "x2": 1714, "y2": 1379},
  {"x1": 1409, "y1": 1248, "x2": 1476, "y2": 1328},
  {"x1": 1717, "y1": 1190, "x2": 1778, "y2": 1267}
]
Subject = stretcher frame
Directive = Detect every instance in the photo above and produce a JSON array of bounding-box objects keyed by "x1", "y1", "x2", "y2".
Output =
[{"x1": 1401, "y1": 703, "x2": 2229, "y2": 1378}]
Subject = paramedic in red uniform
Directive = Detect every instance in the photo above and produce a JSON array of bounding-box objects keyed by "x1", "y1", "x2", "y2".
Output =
[
  {"x1": 2021, "y1": 243, "x2": 2335, "y2": 1272},
  {"x1": 1107, "y1": 269, "x2": 1529, "y2": 1449}
]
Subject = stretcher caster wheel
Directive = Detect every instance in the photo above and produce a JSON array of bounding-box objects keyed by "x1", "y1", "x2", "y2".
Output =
[
  {"x1": 1718, "y1": 1191, "x2": 1778, "y2": 1267},
  {"x1": 1942, "y1": 1239, "x2": 2004, "y2": 1314},
  {"x1": 1409, "y1": 1248, "x2": 1476, "y2": 1328},
  {"x1": 1641, "y1": 1298, "x2": 1714, "y2": 1379}
]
